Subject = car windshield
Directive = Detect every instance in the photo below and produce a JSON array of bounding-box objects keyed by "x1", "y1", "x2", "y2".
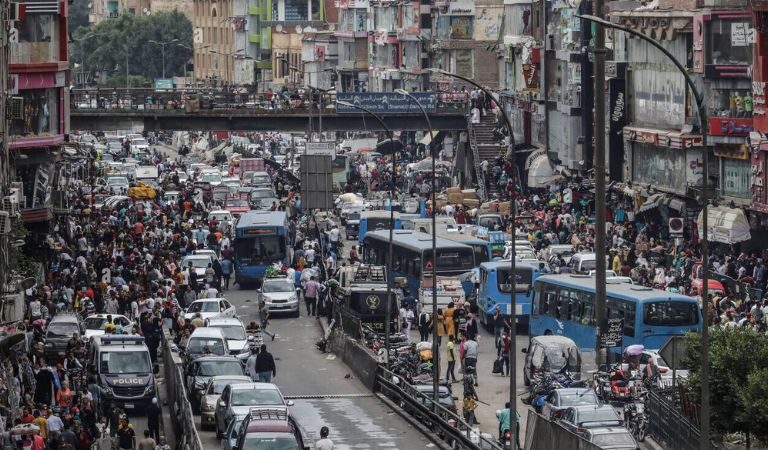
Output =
[
  {"x1": 211, "y1": 214, "x2": 232, "y2": 222},
  {"x1": 109, "y1": 178, "x2": 129, "y2": 186},
  {"x1": 242, "y1": 434, "x2": 299, "y2": 450},
  {"x1": 187, "y1": 338, "x2": 226, "y2": 355},
  {"x1": 231, "y1": 389, "x2": 283, "y2": 406},
  {"x1": 185, "y1": 258, "x2": 211, "y2": 269},
  {"x1": 578, "y1": 408, "x2": 620, "y2": 425},
  {"x1": 581, "y1": 259, "x2": 597, "y2": 271},
  {"x1": 216, "y1": 325, "x2": 246, "y2": 340},
  {"x1": 132, "y1": 139, "x2": 147, "y2": 145},
  {"x1": 262, "y1": 282, "x2": 293, "y2": 293},
  {"x1": 592, "y1": 432, "x2": 636, "y2": 446},
  {"x1": 47, "y1": 323, "x2": 79, "y2": 337},
  {"x1": 560, "y1": 392, "x2": 599, "y2": 407},
  {"x1": 100, "y1": 351, "x2": 151, "y2": 374},
  {"x1": 198, "y1": 361, "x2": 243, "y2": 376},
  {"x1": 189, "y1": 301, "x2": 220, "y2": 313},
  {"x1": 227, "y1": 200, "x2": 249, "y2": 207},
  {"x1": 201, "y1": 173, "x2": 222, "y2": 182},
  {"x1": 210, "y1": 378, "x2": 247, "y2": 394},
  {"x1": 251, "y1": 190, "x2": 275, "y2": 199},
  {"x1": 252, "y1": 175, "x2": 271, "y2": 184}
]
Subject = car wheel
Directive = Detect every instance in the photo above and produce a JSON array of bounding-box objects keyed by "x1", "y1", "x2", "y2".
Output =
[{"x1": 292, "y1": 309, "x2": 300, "y2": 318}]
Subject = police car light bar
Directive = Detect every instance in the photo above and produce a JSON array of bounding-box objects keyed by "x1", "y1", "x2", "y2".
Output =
[{"x1": 100, "y1": 335, "x2": 145, "y2": 345}]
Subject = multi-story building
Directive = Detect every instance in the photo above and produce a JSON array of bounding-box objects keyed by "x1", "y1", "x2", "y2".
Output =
[
  {"x1": 193, "y1": 0, "x2": 236, "y2": 86},
  {"x1": 301, "y1": 31, "x2": 337, "y2": 90},
  {"x1": 10, "y1": 0, "x2": 69, "y2": 229},
  {"x1": 368, "y1": 0, "x2": 423, "y2": 91},
  {"x1": 334, "y1": 0, "x2": 368, "y2": 92}
]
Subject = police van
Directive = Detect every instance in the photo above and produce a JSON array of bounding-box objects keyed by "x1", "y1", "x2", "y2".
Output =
[{"x1": 88, "y1": 335, "x2": 158, "y2": 410}]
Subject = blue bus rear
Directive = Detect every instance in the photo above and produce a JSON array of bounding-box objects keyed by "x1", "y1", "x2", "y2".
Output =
[
  {"x1": 234, "y1": 211, "x2": 289, "y2": 284},
  {"x1": 530, "y1": 275, "x2": 702, "y2": 354},
  {"x1": 478, "y1": 261, "x2": 540, "y2": 327},
  {"x1": 358, "y1": 212, "x2": 402, "y2": 246}
]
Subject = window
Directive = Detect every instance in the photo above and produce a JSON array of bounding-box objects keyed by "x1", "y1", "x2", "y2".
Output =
[
  {"x1": 10, "y1": 88, "x2": 60, "y2": 137},
  {"x1": 234, "y1": 235, "x2": 286, "y2": 264},
  {"x1": 557, "y1": 289, "x2": 574, "y2": 321},
  {"x1": 14, "y1": 14, "x2": 59, "y2": 64},
  {"x1": 709, "y1": 87, "x2": 752, "y2": 118},
  {"x1": 709, "y1": 18, "x2": 752, "y2": 65},
  {"x1": 723, "y1": 158, "x2": 751, "y2": 198},
  {"x1": 643, "y1": 301, "x2": 699, "y2": 327},
  {"x1": 450, "y1": 16, "x2": 473, "y2": 39},
  {"x1": 498, "y1": 268, "x2": 533, "y2": 293},
  {"x1": 608, "y1": 297, "x2": 636, "y2": 337}
]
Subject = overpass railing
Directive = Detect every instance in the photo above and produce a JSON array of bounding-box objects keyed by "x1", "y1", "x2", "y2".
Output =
[
  {"x1": 162, "y1": 330, "x2": 205, "y2": 450},
  {"x1": 70, "y1": 88, "x2": 470, "y2": 113}
]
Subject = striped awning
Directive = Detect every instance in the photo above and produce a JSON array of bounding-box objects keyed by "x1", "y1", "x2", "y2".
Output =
[{"x1": 20, "y1": 0, "x2": 60, "y2": 14}]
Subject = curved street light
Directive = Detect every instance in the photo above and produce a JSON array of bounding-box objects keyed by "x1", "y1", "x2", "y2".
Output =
[
  {"x1": 394, "y1": 89, "x2": 440, "y2": 409},
  {"x1": 336, "y1": 100, "x2": 398, "y2": 367},
  {"x1": 427, "y1": 69, "x2": 519, "y2": 446},
  {"x1": 575, "y1": 14, "x2": 712, "y2": 449},
  {"x1": 148, "y1": 38, "x2": 179, "y2": 79}
]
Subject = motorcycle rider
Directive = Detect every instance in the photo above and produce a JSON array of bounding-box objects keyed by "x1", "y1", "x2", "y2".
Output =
[{"x1": 496, "y1": 403, "x2": 521, "y2": 449}]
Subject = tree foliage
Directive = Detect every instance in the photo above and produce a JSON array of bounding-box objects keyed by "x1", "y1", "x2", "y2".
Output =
[
  {"x1": 684, "y1": 327, "x2": 768, "y2": 444},
  {"x1": 69, "y1": 0, "x2": 90, "y2": 33},
  {"x1": 71, "y1": 12, "x2": 193, "y2": 83}
]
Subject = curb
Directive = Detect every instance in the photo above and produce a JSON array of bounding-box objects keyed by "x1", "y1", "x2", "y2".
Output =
[{"x1": 642, "y1": 437, "x2": 665, "y2": 450}]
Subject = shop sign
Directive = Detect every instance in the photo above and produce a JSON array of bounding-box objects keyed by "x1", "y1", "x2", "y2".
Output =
[
  {"x1": 681, "y1": 136, "x2": 702, "y2": 149},
  {"x1": 709, "y1": 117, "x2": 754, "y2": 137},
  {"x1": 753, "y1": 82, "x2": 766, "y2": 117},
  {"x1": 714, "y1": 144, "x2": 750, "y2": 160},
  {"x1": 626, "y1": 129, "x2": 658, "y2": 145},
  {"x1": 522, "y1": 64, "x2": 538, "y2": 89},
  {"x1": 669, "y1": 217, "x2": 684, "y2": 238},
  {"x1": 686, "y1": 150, "x2": 704, "y2": 186},
  {"x1": 447, "y1": 2, "x2": 475, "y2": 15},
  {"x1": 609, "y1": 80, "x2": 626, "y2": 134}
]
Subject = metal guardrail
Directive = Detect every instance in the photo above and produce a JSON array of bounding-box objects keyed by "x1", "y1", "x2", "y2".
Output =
[
  {"x1": 162, "y1": 331, "x2": 205, "y2": 450},
  {"x1": 647, "y1": 388, "x2": 721, "y2": 450},
  {"x1": 375, "y1": 366, "x2": 503, "y2": 450}
]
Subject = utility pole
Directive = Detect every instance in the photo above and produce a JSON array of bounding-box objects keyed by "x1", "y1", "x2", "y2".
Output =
[{"x1": 592, "y1": 0, "x2": 608, "y2": 367}]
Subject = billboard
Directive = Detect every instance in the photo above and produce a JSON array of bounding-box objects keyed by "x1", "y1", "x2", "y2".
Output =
[
  {"x1": 300, "y1": 154, "x2": 334, "y2": 210},
  {"x1": 154, "y1": 79, "x2": 173, "y2": 89},
  {"x1": 336, "y1": 92, "x2": 438, "y2": 114}
]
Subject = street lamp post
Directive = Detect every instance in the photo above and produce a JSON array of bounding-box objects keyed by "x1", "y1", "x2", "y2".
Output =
[
  {"x1": 394, "y1": 89, "x2": 440, "y2": 409},
  {"x1": 429, "y1": 67, "x2": 519, "y2": 446},
  {"x1": 75, "y1": 33, "x2": 99, "y2": 87},
  {"x1": 336, "y1": 100, "x2": 398, "y2": 366},
  {"x1": 148, "y1": 39, "x2": 179, "y2": 79},
  {"x1": 577, "y1": 14, "x2": 711, "y2": 449}
]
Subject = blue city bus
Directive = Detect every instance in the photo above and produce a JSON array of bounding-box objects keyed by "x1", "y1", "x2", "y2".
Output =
[
  {"x1": 530, "y1": 274, "x2": 702, "y2": 354},
  {"x1": 362, "y1": 229, "x2": 475, "y2": 296},
  {"x1": 358, "y1": 211, "x2": 402, "y2": 246},
  {"x1": 234, "y1": 210, "x2": 290, "y2": 285},
  {"x1": 477, "y1": 261, "x2": 541, "y2": 327}
]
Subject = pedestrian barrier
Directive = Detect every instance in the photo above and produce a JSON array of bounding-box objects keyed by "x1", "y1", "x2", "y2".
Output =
[
  {"x1": 326, "y1": 330, "x2": 380, "y2": 390},
  {"x1": 375, "y1": 366, "x2": 504, "y2": 450},
  {"x1": 522, "y1": 412, "x2": 602, "y2": 450},
  {"x1": 162, "y1": 331, "x2": 205, "y2": 450},
  {"x1": 646, "y1": 388, "x2": 722, "y2": 450}
]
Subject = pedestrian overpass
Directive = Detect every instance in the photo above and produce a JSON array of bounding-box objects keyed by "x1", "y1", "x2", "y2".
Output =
[{"x1": 69, "y1": 89, "x2": 469, "y2": 132}]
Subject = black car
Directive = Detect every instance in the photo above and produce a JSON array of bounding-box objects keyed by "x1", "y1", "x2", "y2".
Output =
[
  {"x1": 185, "y1": 355, "x2": 245, "y2": 412},
  {"x1": 44, "y1": 314, "x2": 84, "y2": 362}
]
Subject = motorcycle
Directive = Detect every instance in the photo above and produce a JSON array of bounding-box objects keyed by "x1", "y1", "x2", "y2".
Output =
[{"x1": 623, "y1": 392, "x2": 649, "y2": 442}]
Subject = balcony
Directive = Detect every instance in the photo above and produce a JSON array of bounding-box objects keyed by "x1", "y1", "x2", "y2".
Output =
[{"x1": 11, "y1": 41, "x2": 59, "y2": 65}]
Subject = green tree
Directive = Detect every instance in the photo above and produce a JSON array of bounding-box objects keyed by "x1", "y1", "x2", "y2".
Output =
[
  {"x1": 684, "y1": 327, "x2": 768, "y2": 446},
  {"x1": 68, "y1": 0, "x2": 91, "y2": 33},
  {"x1": 71, "y1": 12, "x2": 192, "y2": 84}
]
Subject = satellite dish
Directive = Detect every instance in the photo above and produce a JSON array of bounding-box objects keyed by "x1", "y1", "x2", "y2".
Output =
[
  {"x1": 295, "y1": 25, "x2": 303, "y2": 34},
  {"x1": 275, "y1": 24, "x2": 283, "y2": 32},
  {"x1": 328, "y1": 24, "x2": 336, "y2": 31}
]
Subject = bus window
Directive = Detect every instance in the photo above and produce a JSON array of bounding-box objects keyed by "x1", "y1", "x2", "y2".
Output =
[
  {"x1": 643, "y1": 301, "x2": 699, "y2": 326},
  {"x1": 471, "y1": 245, "x2": 489, "y2": 265},
  {"x1": 428, "y1": 249, "x2": 474, "y2": 272},
  {"x1": 235, "y1": 235, "x2": 286, "y2": 263}
]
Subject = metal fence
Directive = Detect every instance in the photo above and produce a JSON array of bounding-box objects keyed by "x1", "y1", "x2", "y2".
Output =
[
  {"x1": 162, "y1": 331, "x2": 205, "y2": 450},
  {"x1": 523, "y1": 412, "x2": 602, "y2": 450},
  {"x1": 375, "y1": 366, "x2": 503, "y2": 450},
  {"x1": 646, "y1": 388, "x2": 720, "y2": 450}
]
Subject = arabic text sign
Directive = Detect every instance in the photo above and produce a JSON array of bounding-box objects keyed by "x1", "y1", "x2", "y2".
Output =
[
  {"x1": 600, "y1": 318, "x2": 624, "y2": 348},
  {"x1": 336, "y1": 92, "x2": 438, "y2": 114}
]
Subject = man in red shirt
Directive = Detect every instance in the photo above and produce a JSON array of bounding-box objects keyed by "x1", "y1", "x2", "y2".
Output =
[{"x1": 19, "y1": 408, "x2": 35, "y2": 424}]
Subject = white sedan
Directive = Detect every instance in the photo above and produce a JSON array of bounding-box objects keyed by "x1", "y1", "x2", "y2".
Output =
[
  {"x1": 184, "y1": 298, "x2": 236, "y2": 320},
  {"x1": 83, "y1": 314, "x2": 132, "y2": 339}
]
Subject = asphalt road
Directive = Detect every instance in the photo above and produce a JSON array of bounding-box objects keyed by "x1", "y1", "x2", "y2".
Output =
[{"x1": 193, "y1": 285, "x2": 433, "y2": 449}]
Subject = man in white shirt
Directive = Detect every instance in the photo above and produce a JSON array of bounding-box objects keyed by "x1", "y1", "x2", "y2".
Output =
[{"x1": 316, "y1": 426, "x2": 334, "y2": 450}]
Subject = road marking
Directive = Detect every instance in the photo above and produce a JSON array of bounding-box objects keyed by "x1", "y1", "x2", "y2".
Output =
[{"x1": 283, "y1": 393, "x2": 375, "y2": 399}]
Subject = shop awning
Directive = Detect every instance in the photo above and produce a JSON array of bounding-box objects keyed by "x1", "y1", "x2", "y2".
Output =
[
  {"x1": 697, "y1": 206, "x2": 752, "y2": 245},
  {"x1": 527, "y1": 154, "x2": 560, "y2": 188},
  {"x1": 525, "y1": 148, "x2": 547, "y2": 170},
  {"x1": 639, "y1": 193, "x2": 667, "y2": 213}
]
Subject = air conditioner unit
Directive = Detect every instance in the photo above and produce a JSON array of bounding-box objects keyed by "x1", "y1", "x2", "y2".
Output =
[
  {"x1": 9, "y1": 187, "x2": 24, "y2": 206},
  {"x1": 2, "y1": 195, "x2": 18, "y2": 214},
  {"x1": 7, "y1": 97, "x2": 23, "y2": 120},
  {"x1": 0, "y1": 211, "x2": 11, "y2": 234},
  {"x1": 10, "y1": 182, "x2": 24, "y2": 206}
]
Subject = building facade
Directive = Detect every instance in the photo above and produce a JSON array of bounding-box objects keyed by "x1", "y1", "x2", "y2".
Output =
[{"x1": 10, "y1": 0, "x2": 70, "y2": 229}]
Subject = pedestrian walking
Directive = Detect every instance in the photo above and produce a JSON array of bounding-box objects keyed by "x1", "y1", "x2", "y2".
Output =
[
  {"x1": 316, "y1": 426, "x2": 334, "y2": 450},
  {"x1": 303, "y1": 276, "x2": 319, "y2": 317},
  {"x1": 246, "y1": 347, "x2": 259, "y2": 381},
  {"x1": 259, "y1": 300, "x2": 276, "y2": 341},
  {"x1": 417, "y1": 310, "x2": 431, "y2": 342},
  {"x1": 147, "y1": 397, "x2": 161, "y2": 442},
  {"x1": 255, "y1": 344, "x2": 277, "y2": 382}
]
